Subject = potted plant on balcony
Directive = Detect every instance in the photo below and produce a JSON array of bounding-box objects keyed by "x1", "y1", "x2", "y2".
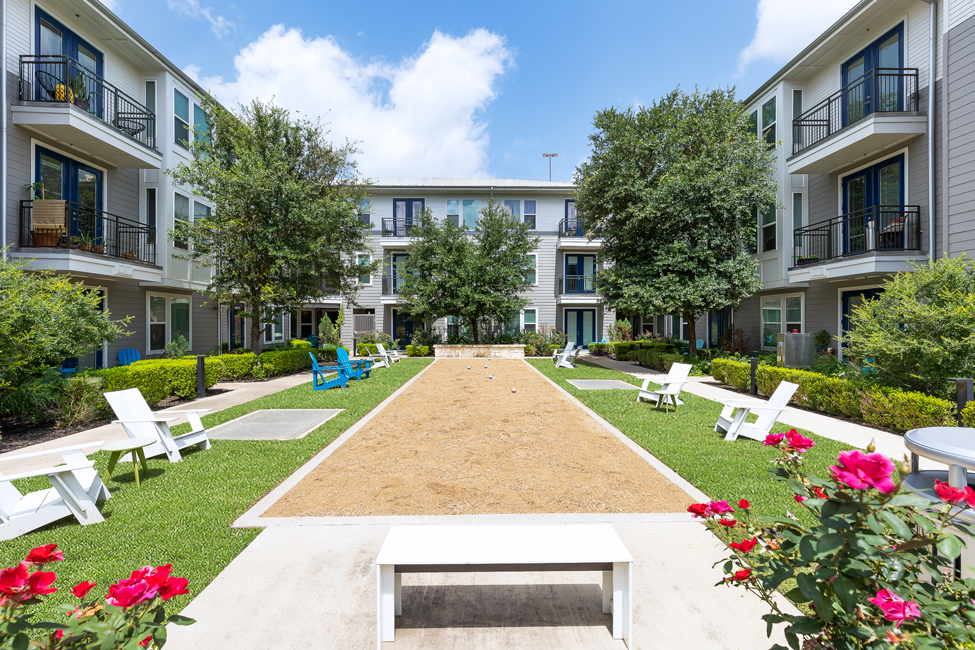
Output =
[
  {"x1": 75, "y1": 231, "x2": 97, "y2": 252},
  {"x1": 68, "y1": 72, "x2": 91, "y2": 112},
  {"x1": 123, "y1": 248, "x2": 136, "y2": 260},
  {"x1": 25, "y1": 182, "x2": 66, "y2": 247}
]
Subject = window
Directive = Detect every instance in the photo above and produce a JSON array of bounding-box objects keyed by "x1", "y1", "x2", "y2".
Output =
[
  {"x1": 792, "y1": 89, "x2": 803, "y2": 145},
  {"x1": 193, "y1": 104, "x2": 208, "y2": 145},
  {"x1": 358, "y1": 254, "x2": 371, "y2": 285},
  {"x1": 145, "y1": 81, "x2": 156, "y2": 141},
  {"x1": 505, "y1": 311, "x2": 521, "y2": 336},
  {"x1": 446, "y1": 316, "x2": 471, "y2": 340},
  {"x1": 446, "y1": 199, "x2": 460, "y2": 227},
  {"x1": 147, "y1": 293, "x2": 193, "y2": 353},
  {"x1": 793, "y1": 193, "x2": 803, "y2": 247},
  {"x1": 762, "y1": 97, "x2": 776, "y2": 147},
  {"x1": 194, "y1": 201, "x2": 210, "y2": 222},
  {"x1": 746, "y1": 110, "x2": 758, "y2": 137},
  {"x1": 524, "y1": 200, "x2": 537, "y2": 229},
  {"x1": 391, "y1": 198, "x2": 424, "y2": 235},
  {"x1": 35, "y1": 10, "x2": 103, "y2": 113},
  {"x1": 174, "y1": 90, "x2": 189, "y2": 149},
  {"x1": 761, "y1": 205, "x2": 776, "y2": 253},
  {"x1": 762, "y1": 295, "x2": 803, "y2": 349},
  {"x1": 264, "y1": 311, "x2": 284, "y2": 343},
  {"x1": 463, "y1": 199, "x2": 479, "y2": 229},
  {"x1": 146, "y1": 188, "x2": 157, "y2": 233},
  {"x1": 174, "y1": 193, "x2": 190, "y2": 249},
  {"x1": 747, "y1": 208, "x2": 759, "y2": 255},
  {"x1": 359, "y1": 199, "x2": 372, "y2": 229},
  {"x1": 522, "y1": 308, "x2": 537, "y2": 333},
  {"x1": 525, "y1": 254, "x2": 536, "y2": 285},
  {"x1": 503, "y1": 200, "x2": 520, "y2": 223}
]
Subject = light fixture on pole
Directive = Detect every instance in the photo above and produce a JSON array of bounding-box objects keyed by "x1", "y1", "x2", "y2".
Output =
[{"x1": 542, "y1": 153, "x2": 558, "y2": 182}]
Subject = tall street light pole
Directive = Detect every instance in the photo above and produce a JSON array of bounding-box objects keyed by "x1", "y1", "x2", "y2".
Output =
[{"x1": 543, "y1": 153, "x2": 558, "y2": 182}]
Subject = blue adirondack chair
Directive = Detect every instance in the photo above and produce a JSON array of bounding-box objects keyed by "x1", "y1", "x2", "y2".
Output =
[
  {"x1": 308, "y1": 352, "x2": 348, "y2": 391},
  {"x1": 337, "y1": 347, "x2": 371, "y2": 381},
  {"x1": 59, "y1": 357, "x2": 79, "y2": 378},
  {"x1": 117, "y1": 348, "x2": 141, "y2": 366}
]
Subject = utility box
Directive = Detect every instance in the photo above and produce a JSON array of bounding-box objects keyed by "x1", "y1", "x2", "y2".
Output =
[{"x1": 777, "y1": 333, "x2": 815, "y2": 368}]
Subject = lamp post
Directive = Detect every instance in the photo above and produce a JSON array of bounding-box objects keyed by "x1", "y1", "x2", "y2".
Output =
[{"x1": 543, "y1": 153, "x2": 558, "y2": 182}]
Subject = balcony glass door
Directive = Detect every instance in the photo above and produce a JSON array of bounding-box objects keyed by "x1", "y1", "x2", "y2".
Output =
[
  {"x1": 842, "y1": 154, "x2": 903, "y2": 256},
  {"x1": 35, "y1": 146, "x2": 103, "y2": 243},
  {"x1": 35, "y1": 9, "x2": 103, "y2": 116},
  {"x1": 565, "y1": 254, "x2": 595, "y2": 293},
  {"x1": 392, "y1": 199, "x2": 424, "y2": 236},
  {"x1": 842, "y1": 25, "x2": 903, "y2": 127},
  {"x1": 391, "y1": 253, "x2": 408, "y2": 294},
  {"x1": 564, "y1": 309, "x2": 595, "y2": 347}
]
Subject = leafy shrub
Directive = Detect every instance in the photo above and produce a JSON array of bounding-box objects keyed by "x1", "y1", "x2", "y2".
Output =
[
  {"x1": 711, "y1": 358, "x2": 751, "y2": 392},
  {"x1": 546, "y1": 328, "x2": 567, "y2": 348},
  {"x1": 756, "y1": 365, "x2": 860, "y2": 418},
  {"x1": 609, "y1": 318, "x2": 632, "y2": 342},
  {"x1": 359, "y1": 330, "x2": 397, "y2": 350},
  {"x1": 964, "y1": 401, "x2": 975, "y2": 427},
  {"x1": 860, "y1": 385, "x2": 955, "y2": 431},
  {"x1": 519, "y1": 330, "x2": 549, "y2": 356},
  {"x1": 165, "y1": 333, "x2": 189, "y2": 359},
  {"x1": 636, "y1": 349, "x2": 685, "y2": 373},
  {"x1": 90, "y1": 364, "x2": 169, "y2": 407},
  {"x1": 220, "y1": 352, "x2": 256, "y2": 380},
  {"x1": 411, "y1": 327, "x2": 439, "y2": 350},
  {"x1": 130, "y1": 358, "x2": 222, "y2": 399},
  {"x1": 288, "y1": 339, "x2": 312, "y2": 349},
  {"x1": 588, "y1": 342, "x2": 608, "y2": 355},
  {"x1": 445, "y1": 335, "x2": 470, "y2": 344},
  {"x1": 59, "y1": 375, "x2": 107, "y2": 426},
  {"x1": 256, "y1": 349, "x2": 314, "y2": 377},
  {"x1": 406, "y1": 345, "x2": 430, "y2": 357},
  {"x1": 320, "y1": 345, "x2": 347, "y2": 362},
  {"x1": 357, "y1": 343, "x2": 379, "y2": 356},
  {"x1": 0, "y1": 367, "x2": 65, "y2": 423},
  {"x1": 610, "y1": 342, "x2": 637, "y2": 360}
]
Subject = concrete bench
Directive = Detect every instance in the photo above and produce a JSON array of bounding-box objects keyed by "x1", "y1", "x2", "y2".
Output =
[{"x1": 375, "y1": 524, "x2": 633, "y2": 648}]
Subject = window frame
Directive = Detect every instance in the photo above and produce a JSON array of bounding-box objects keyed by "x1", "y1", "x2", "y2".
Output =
[
  {"x1": 359, "y1": 198, "x2": 372, "y2": 229},
  {"x1": 524, "y1": 199, "x2": 537, "y2": 229},
  {"x1": 521, "y1": 307, "x2": 537, "y2": 333},
  {"x1": 525, "y1": 253, "x2": 537, "y2": 286},
  {"x1": 146, "y1": 292, "x2": 194, "y2": 354},
  {"x1": 760, "y1": 293, "x2": 804, "y2": 351},
  {"x1": 173, "y1": 191, "x2": 190, "y2": 250},
  {"x1": 358, "y1": 253, "x2": 372, "y2": 286},
  {"x1": 761, "y1": 205, "x2": 777, "y2": 253},
  {"x1": 174, "y1": 89, "x2": 190, "y2": 150},
  {"x1": 762, "y1": 96, "x2": 777, "y2": 147},
  {"x1": 793, "y1": 192, "x2": 804, "y2": 248},
  {"x1": 263, "y1": 310, "x2": 285, "y2": 344}
]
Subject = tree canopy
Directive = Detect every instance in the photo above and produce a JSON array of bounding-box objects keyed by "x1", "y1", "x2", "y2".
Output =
[
  {"x1": 574, "y1": 87, "x2": 777, "y2": 356},
  {"x1": 169, "y1": 98, "x2": 374, "y2": 350},
  {"x1": 846, "y1": 256, "x2": 975, "y2": 399},
  {"x1": 399, "y1": 200, "x2": 540, "y2": 343}
]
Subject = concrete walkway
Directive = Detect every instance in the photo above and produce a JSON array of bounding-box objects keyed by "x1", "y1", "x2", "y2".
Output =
[
  {"x1": 0, "y1": 371, "x2": 311, "y2": 473},
  {"x1": 585, "y1": 355, "x2": 946, "y2": 472}
]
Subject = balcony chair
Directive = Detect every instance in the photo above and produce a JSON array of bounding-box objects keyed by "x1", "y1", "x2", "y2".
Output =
[
  {"x1": 637, "y1": 363, "x2": 692, "y2": 412},
  {"x1": 715, "y1": 381, "x2": 799, "y2": 442},
  {"x1": 104, "y1": 388, "x2": 211, "y2": 463}
]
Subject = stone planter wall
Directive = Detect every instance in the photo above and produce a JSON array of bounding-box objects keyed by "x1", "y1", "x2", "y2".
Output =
[{"x1": 434, "y1": 344, "x2": 525, "y2": 359}]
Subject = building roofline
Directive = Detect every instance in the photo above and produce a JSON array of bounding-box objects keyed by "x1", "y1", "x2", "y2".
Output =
[
  {"x1": 743, "y1": 0, "x2": 873, "y2": 106},
  {"x1": 367, "y1": 178, "x2": 576, "y2": 191}
]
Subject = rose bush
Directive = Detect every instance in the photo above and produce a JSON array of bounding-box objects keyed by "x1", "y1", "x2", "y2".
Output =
[
  {"x1": 0, "y1": 544, "x2": 193, "y2": 649},
  {"x1": 689, "y1": 429, "x2": 975, "y2": 650}
]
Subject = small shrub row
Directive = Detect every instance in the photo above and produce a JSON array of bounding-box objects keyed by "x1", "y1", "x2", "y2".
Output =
[
  {"x1": 254, "y1": 349, "x2": 314, "y2": 378},
  {"x1": 406, "y1": 345, "x2": 430, "y2": 357},
  {"x1": 711, "y1": 359, "x2": 957, "y2": 432},
  {"x1": 610, "y1": 342, "x2": 639, "y2": 361},
  {"x1": 588, "y1": 342, "x2": 608, "y2": 356},
  {"x1": 635, "y1": 349, "x2": 684, "y2": 373},
  {"x1": 357, "y1": 343, "x2": 379, "y2": 356}
]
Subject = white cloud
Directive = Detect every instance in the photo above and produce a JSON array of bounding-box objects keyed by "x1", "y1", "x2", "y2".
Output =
[
  {"x1": 737, "y1": 0, "x2": 860, "y2": 75},
  {"x1": 167, "y1": 0, "x2": 233, "y2": 38},
  {"x1": 187, "y1": 25, "x2": 512, "y2": 178},
  {"x1": 100, "y1": 0, "x2": 120, "y2": 12}
]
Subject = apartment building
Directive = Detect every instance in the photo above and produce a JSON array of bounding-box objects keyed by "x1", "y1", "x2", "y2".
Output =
[
  {"x1": 287, "y1": 179, "x2": 617, "y2": 349},
  {"x1": 3, "y1": 0, "x2": 220, "y2": 368},
  {"x1": 736, "y1": 0, "x2": 975, "y2": 355}
]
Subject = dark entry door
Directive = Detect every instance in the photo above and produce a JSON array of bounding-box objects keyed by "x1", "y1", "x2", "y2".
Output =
[
  {"x1": 564, "y1": 309, "x2": 595, "y2": 347},
  {"x1": 392, "y1": 309, "x2": 413, "y2": 349}
]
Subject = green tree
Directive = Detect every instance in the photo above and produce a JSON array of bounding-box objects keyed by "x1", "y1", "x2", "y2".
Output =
[
  {"x1": 846, "y1": 256, "x2": 975, "y2": 398},
  {"x1": 0, "y1": 254, "x2": 128, "y2": 389},
  {"x1": 399, "y1": 200, "x2": 540, "y2": 343},
  {"x1": 169, "y1": 98, "x2": 375, "y2": 351},
  {"x1": 574, "y1": 88, "x2": 777, "y2": 357}
]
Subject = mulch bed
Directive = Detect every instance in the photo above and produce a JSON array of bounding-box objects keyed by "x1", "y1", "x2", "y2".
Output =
[{"x1": 265, "y1": 359, "x2": 695, "y2": 517}]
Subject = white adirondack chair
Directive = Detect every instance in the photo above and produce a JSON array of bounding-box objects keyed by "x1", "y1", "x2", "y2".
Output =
[
  {"x1": 552, "y1": 340, "x2": 571, "y2": 363},
  {"x1": 367, "y1": 345, "x2": 390, "y2": 369},
  {"x1": 105, "y1": 388, "x2": 212, "y2": 462},
  {"x1": 556, "y1": 345, "x2": 580, "y2": 369},
  {"x1": 715, "y1": 381, "x2": 799, "y2": 442},
  {"x1": 378, "y1": 344, "x2": 402, "y2": 363},
  {"x1": 637, "y1": 363, "x2": 692, "y2": 411},
  {"x1": 0, "y1": 443, "x2": 110, "y2": 541}
]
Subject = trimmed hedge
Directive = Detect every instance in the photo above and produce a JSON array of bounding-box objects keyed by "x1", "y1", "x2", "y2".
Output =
[
  {"x1": 221, "y1": 353, "x2": 256, "y2": 380},
  {"x1": 964, "y1": 402, "x2": 975, "y2": 428},
  {"x1": 588, "y1": 343, "x2": 608, "y2": 355},
  {"x1": 636, "y1": 349, "x2": 684, "y2": 373},
  {"x1": 406, "y1": 345, "x2": 430, "y2": 357},
  {"x1": 89, "y1": 365, "x2": 168, "y2": 407},
  {"x1": 128, "y1": 358, "x2": 222, "y2": 399},
  {"x1": 255, "y1": 349, "x2": 314, "y2": 377},
  {"x1": 357, "y1": 343, "x2": 379, "y2": 356},
  {"x1": 288, "y1": 339, "x2": 312, "y2": 349},
  {"x1": 610, "y1": 342, "x2": 638, "y2": 361},
  {"x1": 321, "y1": 345, "x2": 347, "y2": 362},
  {"x1": 711, "y1": 358, "x2": 957, "y2": 432}
]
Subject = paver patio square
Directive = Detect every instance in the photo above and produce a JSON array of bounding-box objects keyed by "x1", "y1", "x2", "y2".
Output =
[
  {"x1": 207, "y1": 409, "x2": 343, "y2": 440},
  {"x1": 566, "y1": 379, "x2": 640, "y2": 391}
]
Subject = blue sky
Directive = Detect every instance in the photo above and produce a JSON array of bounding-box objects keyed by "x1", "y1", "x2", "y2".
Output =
[{"x1": 113, "y1": 0, "x2": 858, "y2": 182}]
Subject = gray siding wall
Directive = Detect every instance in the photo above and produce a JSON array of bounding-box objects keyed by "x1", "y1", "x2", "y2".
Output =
[{"x1": 947, "y1": 13, "x2": 975, "y2": 256}]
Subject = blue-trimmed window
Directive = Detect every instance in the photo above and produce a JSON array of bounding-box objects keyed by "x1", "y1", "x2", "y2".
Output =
[
  {"x1": 35, "y1": 9, "x2": 103, "y2": 117},
  {"x1": 174, "y1": 90, "x2": 190, "y2": 149},
  {"x1": 842, "y1": 24, "x2": 904, "y2": 125}
]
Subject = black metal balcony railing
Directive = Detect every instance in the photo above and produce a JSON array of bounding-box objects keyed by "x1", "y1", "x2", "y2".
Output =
[
  {"x1": 793, "y1": 205, "x2": 921, "y2": 266},
  {"x1": 382, "y1": 219, "x2": 416, "y2": 237},
  {"x1": 381, "y1": 275, "x2": 405, "y2": 295},
  {"x1": 19, "y1": 55, "x2": 157, "y2": 150},
  {"x1": 560, "y1": 275, "x2": 597, "y2": 294},
  {"x1": 792, "y1": 68, "x2": 919, "y2": 155},
  {"x1": 20, "y1": 199, "x2": 156, "y2": 265},
  {"x1": 560, "y1": 218, "x2": 586, "y2": 237}
]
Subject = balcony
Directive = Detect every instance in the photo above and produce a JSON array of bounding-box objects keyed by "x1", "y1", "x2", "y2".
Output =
[
  {"x1": 788, "y1": 68, "x2": 924, "y2": 175},
  {"x1": 558, "y1": 218, "x2": 601, "y2": 249},
  {"x1": 557, "y1": 274, "x2": 600, "y2": 304},
  {"x1": 789, "y1": 205, "x2": 924, "y2": 282},
  {"x1": 381, "y1": 275, "x2": 406, "y2": 297},
  {"x1": 381, "y1": 219, "x2": 416, "y2": 238},
  {"x1": 13, "y1": 56, "x2": 161, "y2": 169}
]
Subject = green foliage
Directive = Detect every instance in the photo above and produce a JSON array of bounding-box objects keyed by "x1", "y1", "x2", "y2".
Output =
[
  {"x1": 319, "y1": 345, "x2": 346, "y2": 362},
  {"x1": 610, "y1": 342, "x2": 638, "y2": 360},
  {"x1": 358, "y1": 331, "x2": 396, "y2": 350},
  {"x1": 89, "y1": 365, "x2": 169, "y2": 407},
  {"x1": 547, "y1": 329, "x2": 568, "y2": 348},
  {"x1": 255, "y1": 349, "x2": 314, "y2": 377},
  {"x1": 165, "y1": 333, "x2": 190, "y2": 359},
  {"x1": 588, "y1": 343, "x2": 608, "y2": 355},
  {"x1": 860, "y1": 385, "x2": 956, "y2": 431},
  {"x1": 0, "y1": 367, "x2": 65, "y2": 423},
  {"x1": 399, "y1": 200, "x2": 540, "y2": 343},
  {"x1": 58, "y1": 375, "x2": 106, "y2": 426},
  {"x1": 220, "y1": 353, "x2": 256, "y2": 380},
  {"x1": 318, "y1": 313, "x2": 335, "y2": 348},
  {"x1": 609, "y1": 318, "x2": 632, "y2": 342},
  {"x1": 756, "y1": 365, "x2": 860, "y2": 418},
  {"x1": 963, "y1": 402, "x2": 975, "y2": 427},
  {"x1": 288, "y1": 339, "x2": 312, "y2": 349},
  {"x1": 636, "y1": 349, "x2": 684, "y2": 373},
  {"x1": 405, "y1": 345, "x2": 430, "y2": 357},
  {"x1": 168, "y1": 98, "x2": 374, "y2": 352},
  {"x1": 813, "y1": 329, "x2": 832, "y2": 348},
  {"x1": 356, "y1": 343, "x2": 379, "y2": 356},
  {"x1": 0, "y1": 255, "x2": 128, "y2": 391},
  {"x1": 711, "y1": 358, "x2": 752, "y2": 392},
  {"x1": 574, "y1": 88, "x2": 775, "y2": 357},
  {"x1": 165, "y1": 358, "x2": 223, "y2": 398},
  {"x1": 845, "y1": 256, "x2": 975, "y2": 399}
]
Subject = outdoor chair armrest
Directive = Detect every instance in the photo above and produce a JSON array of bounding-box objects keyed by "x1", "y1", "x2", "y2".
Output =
[
  {"x1": 0, "y1": 461, "x2": 96, "y2": 483},
  {"x1": 111, "y1": 418, "x2": 179, "y2": 424},
  {"x1": 0, "y1": 441, "x2": 105, "y2": 462}
]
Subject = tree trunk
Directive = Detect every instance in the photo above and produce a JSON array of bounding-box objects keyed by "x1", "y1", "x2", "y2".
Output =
[
  {"x1": 685, "y1": 312, "x2": 697, "y2": 359},
  {"x1": 250, "y1": 299, "x2": 262, "y2": 354},
  {"x1": 470, "y1": 317, "x2": 479, "y2": 344}
]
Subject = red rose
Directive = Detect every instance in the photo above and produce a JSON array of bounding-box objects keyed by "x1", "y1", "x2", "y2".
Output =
[
  {"x1": 763, "y1": 433, "x2": 784, "y2": 447},
  {"x1": 794, "y1": 494, "x2": 808, "y2": 503},
  {"x1": 935, "y1": 480, "x2": 967, "y2": 505},
  {"x1": 106, "y1": 580, "x2": 151, "y2": 609},
  {"x1": 966, "y1": 486, "x2": 975, "y2": 509},
  {"x1": 814, "y1": 487, "x2": 828, "y2": 499},
  {"x1": 55, "y1": 630, "x2": 64, "y2": 639},
  {"x1": 729, "y1": 538, "x2": 758, "y2": 553},
  {"x1": 718, "y1": 519, "x2": 737, "y2": 528},
  {"x1": 737, "y1": 499, "x2": 750, "y2": 509},
  {"x1": 687, "y1": 503, "x2": 709, "y2": 518},
  {"x1": 25, "y1": 544, "x2": 64, "y2": 566},
  {"x1": 732, "y1": 568, "x2": 751, "y2": 581},
  {"x1": 157, "y1": 577, "x2": 189, "y2": 601},
  {"x1": 139, "y1": 634, "x2": 153, "y2": 647},
  {"x1": 27, "y1": 571, "x2": 57, "y2": 597},
  {"x1": 72, "y1": 581, "x2": 97, "y2": 599},
  {"x1": 0, "y1": 563, "x2": 28, "y2": 596},
  {"x1": 784, "y1": 430, "x2": 815, "y2": 453}
]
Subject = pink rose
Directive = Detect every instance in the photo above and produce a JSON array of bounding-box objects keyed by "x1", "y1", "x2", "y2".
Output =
[
  {"x1": 869, "y1": 589, "x2": 919, "y2": 628},
  {"x1": 784, "y1": 430, "x2": 815, "y2": 453},
  {"x1": 830, "y1": 450, "x2": 896, "y2": 494},
  {"x1": 763, "y1": 433, "x2": 784, "y2": 447},
  {"x1": 708, "y1": 500, "x2": 734, "y2": 515},
  {"x1": 935, "y1": 480, "x2": 967, "y2": 505}
]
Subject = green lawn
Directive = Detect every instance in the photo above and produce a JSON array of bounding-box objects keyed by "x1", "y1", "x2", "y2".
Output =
[
  {"x1": 528, "y1": 359, "x2": 853, "y2": 524},
  {"x1": 1, "y1": 359, "x2": 431, "y2": 621}
]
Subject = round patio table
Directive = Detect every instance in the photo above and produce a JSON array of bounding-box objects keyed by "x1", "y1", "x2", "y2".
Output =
[
  {"x1": 904, "y1": 427, "x2": 975, "y2": 488},
  {"x1": 102, "y1": 436, "x2": 156, "y2": 487}
]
